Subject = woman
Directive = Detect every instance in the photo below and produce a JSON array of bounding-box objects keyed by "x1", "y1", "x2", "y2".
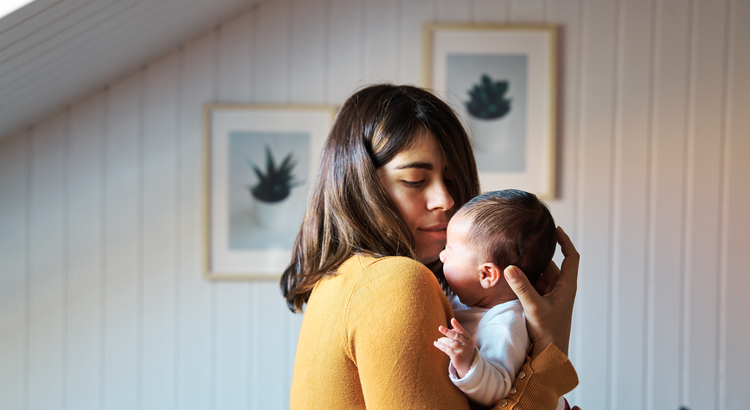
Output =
[{"x1": 281, "y1": 84, "x2": 579, "y2": 409}]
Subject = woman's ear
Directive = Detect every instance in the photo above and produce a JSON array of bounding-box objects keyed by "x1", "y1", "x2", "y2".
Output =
[{"x1": 479, "y1": 263, "x2": 502, "y2": 289}]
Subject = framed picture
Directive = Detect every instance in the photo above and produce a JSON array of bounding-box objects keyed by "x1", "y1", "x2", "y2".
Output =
[
  {"x1": 203, "y1": 104, "x2": 337, "y2": 280},
  {"x1": 424, "y1": 24, "x2": 557, "y2": 199}
]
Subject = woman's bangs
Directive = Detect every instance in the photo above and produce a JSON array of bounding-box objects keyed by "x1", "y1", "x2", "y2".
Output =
[{"x1": 370, "y1": 113, "x2": 422, "y2": 168}]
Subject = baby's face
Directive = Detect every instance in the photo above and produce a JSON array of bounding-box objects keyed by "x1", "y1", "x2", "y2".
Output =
[{"x1": 439, "y1": 215, "x2": 484, "y2": 306}]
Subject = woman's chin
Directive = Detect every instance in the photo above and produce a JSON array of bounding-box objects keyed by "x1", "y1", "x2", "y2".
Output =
[
  {"x1": 414, "y1": 238, "x2": 446, "y2": 265},
  {"x1": 416, "y1": 249, "x2": 443, "y2": 265}
]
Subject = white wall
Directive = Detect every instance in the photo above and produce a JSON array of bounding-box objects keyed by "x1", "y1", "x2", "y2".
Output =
[{"x1": 1, "y1": 0, "x2": 748, "y2": 409}]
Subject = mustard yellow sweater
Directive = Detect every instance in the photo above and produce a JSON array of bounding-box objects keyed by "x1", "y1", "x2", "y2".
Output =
[{"x1": 290, "y1": 255, "x2": 578, "y2": 409}]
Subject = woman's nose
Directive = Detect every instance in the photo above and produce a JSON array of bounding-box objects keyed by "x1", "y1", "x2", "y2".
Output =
[{"x1": 427, "y1": 179, "x2": 454, "y2": 211}]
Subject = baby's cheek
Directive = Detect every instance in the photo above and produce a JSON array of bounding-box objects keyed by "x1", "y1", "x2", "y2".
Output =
[{"x1": 443, "y1": 267, "x2": 457, "y2": 286}]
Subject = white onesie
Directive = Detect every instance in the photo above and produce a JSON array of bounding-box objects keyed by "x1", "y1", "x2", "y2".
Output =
[{"x1": 449, "y1": 296, "x2": 529, "y2": 407}]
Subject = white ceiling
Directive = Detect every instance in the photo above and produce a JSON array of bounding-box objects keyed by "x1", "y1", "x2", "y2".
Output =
[{"x1": 0, "y1": 0, "x2": 261, "y2": 142}]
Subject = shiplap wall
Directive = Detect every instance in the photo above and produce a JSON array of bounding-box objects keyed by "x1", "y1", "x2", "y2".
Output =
[{"x1": 1, "y1": 0, "x2": 748, "y2": 409}]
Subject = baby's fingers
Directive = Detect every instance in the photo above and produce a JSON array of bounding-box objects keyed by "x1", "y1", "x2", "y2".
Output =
[
  {"x1": 433, "y1": 339, "x2": 457, "y2": 357},
  {"x1": 439, "y1": 325, "x2": 470, "y2": 345},
  {"x1": 438, "y1": 325, "x2": 456, "y2": 338},
  {"x1": 436, "y1": 336, "x2": 469, "y2": 356},
  {"x1": 450, "y1": 318, "x2": 469, "y2": 335}
]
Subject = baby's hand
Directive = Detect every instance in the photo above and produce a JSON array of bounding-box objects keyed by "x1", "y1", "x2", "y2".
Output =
[{"x1": 433, "y1": 318, "x2": 475, "y2": 378}]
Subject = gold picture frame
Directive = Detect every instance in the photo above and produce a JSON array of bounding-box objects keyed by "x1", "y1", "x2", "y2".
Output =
[
  {"x1": 424, "y1": 24, "x2": 557, "y2": 199},
  {"x1": 203, "y1": 104, "x2": 337, "y2": 280}
]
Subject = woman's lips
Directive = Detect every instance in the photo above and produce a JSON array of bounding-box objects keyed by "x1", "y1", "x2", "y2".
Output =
[{"x1": 418, "y1": 224, "x2": 448, "y2": 240}]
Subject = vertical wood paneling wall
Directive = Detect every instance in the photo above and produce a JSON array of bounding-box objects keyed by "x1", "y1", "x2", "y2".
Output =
[{"x1": 0, "y1": 0, "x2": 748, "y2": 409}]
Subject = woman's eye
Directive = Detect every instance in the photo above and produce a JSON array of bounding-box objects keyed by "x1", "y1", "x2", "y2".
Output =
[
  {"x1": 402, "y1": 180, "x2": 424, "y2": 187},
  {"x1": 443, "y1": 177, "x2": 454, "y2": 187}
]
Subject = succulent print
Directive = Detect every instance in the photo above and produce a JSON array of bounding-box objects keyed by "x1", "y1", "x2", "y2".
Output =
[
  {"x1": 465, "y1": 74, "x2": 512, "y2": 120},
  {"x1": 248, "y1": 146, "x2": 298, "y2": 203}
]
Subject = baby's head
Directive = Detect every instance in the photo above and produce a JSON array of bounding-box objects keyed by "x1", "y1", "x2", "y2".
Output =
[{"x1": 439, "y1": 189, "x2": 556, "y2": 307}]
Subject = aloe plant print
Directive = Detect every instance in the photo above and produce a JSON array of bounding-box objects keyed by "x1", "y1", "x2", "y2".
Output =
[
  {"x1": 465, "y1": 74, "x2": 512, "y2": 120},
  {"x1": 248, "y1": 146, "x2": 298, "y2": 203}
]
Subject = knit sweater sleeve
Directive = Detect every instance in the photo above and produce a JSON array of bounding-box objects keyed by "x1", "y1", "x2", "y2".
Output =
[
  {"x1": 500, "y1": 343, "x2": 579, "y2": 410},
  {"x1": 345, "y1": 257, "x2": 470, "y2": 409}
]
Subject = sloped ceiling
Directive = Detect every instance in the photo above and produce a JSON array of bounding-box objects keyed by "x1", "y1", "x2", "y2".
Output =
[{"x1": 0, "y1": 0, "x2": 261, "y2": 142}]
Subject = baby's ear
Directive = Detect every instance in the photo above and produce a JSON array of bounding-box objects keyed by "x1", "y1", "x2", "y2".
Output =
[{"x1": 479, "y1": 263, "x2": 502, "y2": 289}]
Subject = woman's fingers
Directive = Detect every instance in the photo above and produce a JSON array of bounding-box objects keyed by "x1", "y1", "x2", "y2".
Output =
[
  {"x1": 536, "y1": 227, "x2": 577, "y2": 296},
  {"x1": 557, "y1": 226, "x2": 577, "y2": 259},
  {"x1": 504, "y1": 265, "x2": 544, "y2": 314},
  {"x1": 556, "y1": 226, "x2": 580, "y2": 291},
  {"x1": 536, "y1": 261, "x2": 560, "y2": 296},
  {"x1": 507, "y1": 226, "x2": 580, "y2": 359},
  {"x1": 506, "y1": 263, "x2": 556, "y2": 358}
]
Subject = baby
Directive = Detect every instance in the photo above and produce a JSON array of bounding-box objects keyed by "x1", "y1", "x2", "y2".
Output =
[{"x1": 434, "y1": 189, "x2": 558, "y2": 408}]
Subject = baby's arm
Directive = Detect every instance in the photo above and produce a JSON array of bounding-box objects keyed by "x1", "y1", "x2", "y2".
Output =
[
  {"x1": 434, "y1": 318, "x2": 475, "y2": 378},
  {"x1": 437, "y1": 310, "x2": 529, "y2": 407},
  {"x1": 449, "y1": 348, "x2": 515, "y2": 406}
]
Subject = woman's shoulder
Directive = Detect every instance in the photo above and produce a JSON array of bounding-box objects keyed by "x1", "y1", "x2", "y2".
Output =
[
  {"x1": 363, "y1": 254, "x2": 426, "y2": 269},
  {"x1": 347, "y1": 255, "x2": 441, "y2": 300},
  {"x1": 358, "y1": 254, "x2": 432, "y2": 279},
  {"x1": 342, "y1": 255, "x2": 451, "y2": 332}
]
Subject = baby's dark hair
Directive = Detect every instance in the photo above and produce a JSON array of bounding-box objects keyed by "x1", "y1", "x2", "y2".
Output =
[{"x1": 456, "y1": 189, "x2": 556, "y2": 285}]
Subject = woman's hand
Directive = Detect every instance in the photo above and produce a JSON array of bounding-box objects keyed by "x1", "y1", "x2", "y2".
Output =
[
  {"x1": 434, "y1": 318, "x2": 475, "y2": 378},
  {"x1": 504, "y1": 226, "x2": 579, "y2": 359}
]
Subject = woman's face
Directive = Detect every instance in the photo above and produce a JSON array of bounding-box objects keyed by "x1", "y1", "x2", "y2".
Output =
[{"x1": 377, "y1": 131, "x2": 456, "y2": 263}]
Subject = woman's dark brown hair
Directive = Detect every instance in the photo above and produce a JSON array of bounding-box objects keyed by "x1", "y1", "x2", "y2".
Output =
[{"x1": 280, "y1": 84, "x2": 480, "y2": 313}]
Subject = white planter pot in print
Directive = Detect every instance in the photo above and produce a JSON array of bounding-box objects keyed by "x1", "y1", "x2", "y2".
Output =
[
  {"x1": 469, "y1": 116, "x2": 511, "y2": 154},
  {"x1": 253, "y1": 199, "x2": 293, "y2": 229}
]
